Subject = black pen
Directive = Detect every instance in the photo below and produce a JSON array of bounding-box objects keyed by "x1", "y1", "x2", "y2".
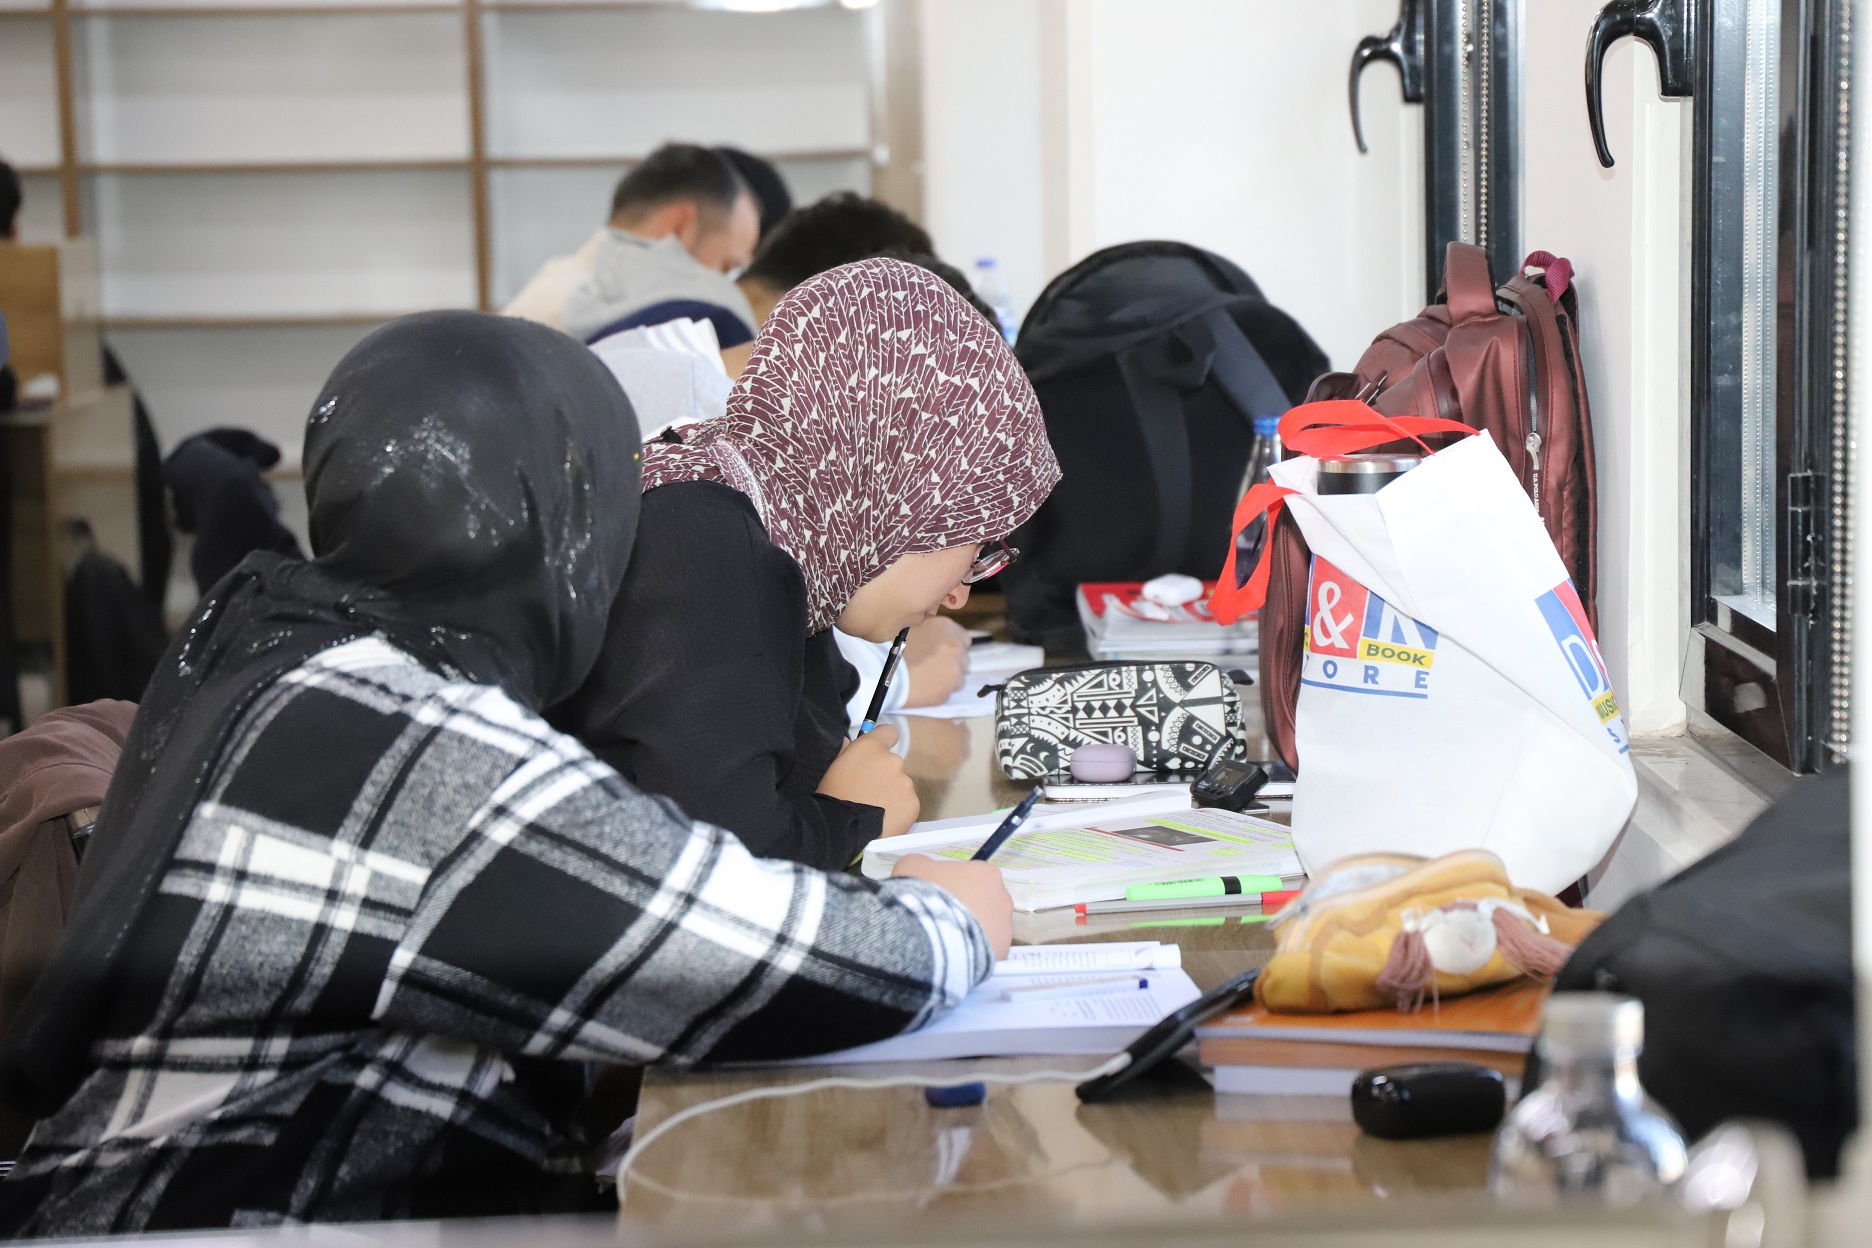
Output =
[
  {"x1": 971, "y1": 789, "x2": 1044, "y2": 861},
  {"x1": 858, "y1": 627, "x2": 911, "y2": 735}
]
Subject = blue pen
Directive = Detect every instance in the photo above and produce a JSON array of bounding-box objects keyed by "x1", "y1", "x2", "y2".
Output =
[
  {"x1": 857, "y1": 627, "x2": 911, "y2": 735},
  {"x1": 971, "y1": 789, "x2": 1044, "y2": 861}
]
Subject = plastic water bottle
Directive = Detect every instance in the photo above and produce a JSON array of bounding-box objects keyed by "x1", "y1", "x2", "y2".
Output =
[
  {"x1": 1232, "y1": 414, "x2": 1283, "y2": 576},
  {"x1": 972, "y1": 258, "x2": 1018, "y2": 345},
  {"x1": 1490, "y1": 994, "x2": 1688, "y2": 1207}
]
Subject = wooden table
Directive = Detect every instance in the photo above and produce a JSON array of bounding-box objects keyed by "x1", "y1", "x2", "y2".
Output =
[{"x1": 620, "y1": 713, "x2": 1498, "y2": 1239}]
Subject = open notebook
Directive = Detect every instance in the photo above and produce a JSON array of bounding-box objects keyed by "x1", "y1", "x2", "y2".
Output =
[
  {"x1": 862, "y1": 795, "x2": 1302, "y2": 911},
  {"x1": 777, "y1": 942, "x2": 1202, "y2": 1065}
]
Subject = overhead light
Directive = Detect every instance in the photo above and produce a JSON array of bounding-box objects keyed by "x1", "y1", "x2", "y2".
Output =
[
  {"x1": 840, "y1": 0, "x2": 880, "y2": 8},
  {"x1": 692, "y1": 0, "x2": 835, "y2": 10}
]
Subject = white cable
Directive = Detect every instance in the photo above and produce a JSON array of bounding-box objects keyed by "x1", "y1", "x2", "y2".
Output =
[
  {"x1": 623, "y1": 1154, "x2": 1115, "y2": 1210},
  {"x1": 613, "y1": 1053, "x2": 1132, "y2": 1203}
]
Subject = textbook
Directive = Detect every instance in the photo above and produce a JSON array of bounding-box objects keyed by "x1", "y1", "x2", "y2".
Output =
[
  {"x1": 781, "y1": 942, "x2": 1202, "y2": 1065},
  {"x1": 1077, "y1": 581, "x2": 1258, "y2": 660},
  {"x1": 861, "y1": 794, "x2": 1303, "y2": 911},
  {"x1": 1197, "y1": 978, "x2": 1548, "y2": 1096}
]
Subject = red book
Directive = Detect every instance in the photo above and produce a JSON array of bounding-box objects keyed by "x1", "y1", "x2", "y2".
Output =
[{"x1": 1076, "y1": 581, "x2": 1257, "y2": 659}]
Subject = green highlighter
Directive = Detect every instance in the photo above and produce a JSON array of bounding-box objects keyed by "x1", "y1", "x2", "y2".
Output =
[
  {"x1": 1126, "y1": 915, "x2": 1270, "y2": 928},
  {"x1": 1125, "y1": 875, "x2": 1285, "y2": 902}
]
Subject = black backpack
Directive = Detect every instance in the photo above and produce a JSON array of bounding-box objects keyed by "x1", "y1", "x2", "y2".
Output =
[
  {"x1": 1002, "y1": 242, "x2": 1328, "y2": 651},
  {"x1": 1554, "y1": 770, "x2": 1854, "y2": 1177}
]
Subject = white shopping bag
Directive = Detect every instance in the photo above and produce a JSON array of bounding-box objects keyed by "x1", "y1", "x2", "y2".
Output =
[{"x1": 1211, "y1": 402, "x2": 1634, "y2": 893}]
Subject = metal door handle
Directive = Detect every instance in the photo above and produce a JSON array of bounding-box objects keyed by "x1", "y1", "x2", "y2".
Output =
[
  {"x1": 1350, "y1": 0, "x2": 1426, "y2": 154},
  {"x1": 1585, "y1": 0, "x2": 1695, "y2": 167}
]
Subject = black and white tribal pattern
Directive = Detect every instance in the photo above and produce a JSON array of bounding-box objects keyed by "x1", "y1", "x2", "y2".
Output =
[
  {"x1": 994, "y1": 661, "x2": 1250, "y2": 779},
  {"x1": 1, "y1": 637, "x2": 989, "y2": 1234}
]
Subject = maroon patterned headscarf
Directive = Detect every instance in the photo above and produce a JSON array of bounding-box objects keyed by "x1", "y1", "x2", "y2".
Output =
[{"x1": 641, "y1": 257, "x2": 1061, "y2": 633}]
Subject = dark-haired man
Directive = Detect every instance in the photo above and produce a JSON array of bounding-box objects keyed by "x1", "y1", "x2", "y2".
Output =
[
  {"x1": 736, "y1": 191, "x2": 933, "y2": 325},
  {"x1": 716, "y1": 146, "x2": 792, "y2": 240},
  {"x1": 506, "y1": 144, "x2": 759, "y2": 345}
]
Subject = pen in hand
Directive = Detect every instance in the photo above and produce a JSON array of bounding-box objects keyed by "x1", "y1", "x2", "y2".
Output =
[
  {"x1": 971, "y1": 788, "x2": 1044, "y2": 861},
  {"x1": 858, "y1": 627, "x2": 911, "y2": 735}
]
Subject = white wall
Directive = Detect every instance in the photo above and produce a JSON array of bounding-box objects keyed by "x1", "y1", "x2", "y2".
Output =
[
  {"x1": 922, "y1": 0, "x2": 1684, "y2": 734},
  {"x1": 75, "y1": 12, "x2": 469, "y2": 163},
  {"x1": 1078, "y1": 0, "x2": 1421, "y2": 368},
  {"x1": 1522, "y1": 0, "x2": 1689, "y2": 737},
  {"x1": 919, "y1": 0, "x2": 1048, "y2": 323},
  {"x1": 921, "y1": 0, "x2": 1421, "y2": 366},
  {"x1": 92, "y1": 170, "x2": 478, "y2": 318},
  {"x1": 0, "y1": 17, "x2": 60, "y2": 168}
]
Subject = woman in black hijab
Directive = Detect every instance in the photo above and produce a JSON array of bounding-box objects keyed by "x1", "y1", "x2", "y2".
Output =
[{"x1": 0, "y1": 313, "x2": 1009, "y2": 1234}]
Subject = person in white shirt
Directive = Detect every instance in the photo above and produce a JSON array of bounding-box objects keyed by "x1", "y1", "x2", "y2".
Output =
[
  {"x1": 504, "y1": 144, "x2": 760, "y2": 344},
  {"x1": 834, "y1": 619, "x2": 973, "y2": 729}
]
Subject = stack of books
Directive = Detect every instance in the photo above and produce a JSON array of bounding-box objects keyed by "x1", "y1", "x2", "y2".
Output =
[
  {"x1": 1077, "y1": 582, "x2": 1258, "y2": 660},
  {"x1": 1197, "y1": 978, "x2": 1549, "y2": 1097}
]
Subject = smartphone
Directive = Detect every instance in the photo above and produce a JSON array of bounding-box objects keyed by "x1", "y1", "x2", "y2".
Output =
[{"x1": 1075, "y1": 966, "x2": 1262, "y2": 1102}]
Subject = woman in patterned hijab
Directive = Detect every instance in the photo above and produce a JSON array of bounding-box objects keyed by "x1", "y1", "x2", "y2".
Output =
[{"x1": 554, "y1": 258, "x2": 1060, "y2": 870}]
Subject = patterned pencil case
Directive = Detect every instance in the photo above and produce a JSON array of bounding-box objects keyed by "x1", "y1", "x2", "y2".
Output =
[{"x1": 992, "y1": 661, "x2": 1250, "y2": 779}]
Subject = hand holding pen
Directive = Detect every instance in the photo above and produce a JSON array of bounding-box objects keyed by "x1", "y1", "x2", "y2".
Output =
[
  {"x1": 818, "y1": 627, "x2": 920, "y2": 838},
  {"x1": 972, "y1": 788, "x2": 1044, "y2": 861},
  {"x1": 857, "y1": 627, "x2": 911, "y2": 736}
]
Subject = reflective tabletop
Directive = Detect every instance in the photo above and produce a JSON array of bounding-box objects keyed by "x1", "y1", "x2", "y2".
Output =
[{"x1": 621, "y1": 712, "x2": 1496, "y2": 1237}]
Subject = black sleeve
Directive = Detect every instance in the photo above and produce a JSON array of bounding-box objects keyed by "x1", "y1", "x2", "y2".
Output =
[{"x1": 555, "y1": 482, "x2": 883, "y2": 871}]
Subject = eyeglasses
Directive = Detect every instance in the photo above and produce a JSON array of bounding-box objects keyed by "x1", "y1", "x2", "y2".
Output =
[{"x1": 962, "y1": 541, "x2": 1018, "y2": 585}]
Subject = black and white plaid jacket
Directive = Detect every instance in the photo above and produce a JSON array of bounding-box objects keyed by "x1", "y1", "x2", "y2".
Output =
[{"x1": 2, "y1": 637, "x2": 989, "y2": 1233}]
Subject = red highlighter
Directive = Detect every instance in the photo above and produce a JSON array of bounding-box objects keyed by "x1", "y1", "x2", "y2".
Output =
[{"x1": 1073, "y1": 888, "x2": 1301, "y2": 918}]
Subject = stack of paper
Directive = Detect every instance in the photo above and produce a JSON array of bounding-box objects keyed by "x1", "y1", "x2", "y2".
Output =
[
  {"x1": 861, "y1": 794, "x2": 1303, "y2": 911},
  {"x1": 1197, "y1": 978, "x2": 1548, "y2": 1096},
  {"x1": 1077, "y1": 582, "x2": 1258, "y2": 660},
  {"x1": 899, "y1": 641, "x2": 1045, "y2": 720},
  {"x1": 967, "y1": 640, "x2": 1045, "y2": 682},
  {"x1": 783, "y1": 942, "x2": 1201, "y2": 1065}
]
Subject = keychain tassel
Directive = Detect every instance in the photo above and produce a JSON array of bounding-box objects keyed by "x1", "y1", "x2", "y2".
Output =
[
  {"x1": 1492, "y1": 907, "x2": 1573, "y2": 978},
  {"x1": 1374, "y1": 924, "x2": 1437, "y2": 1013}
]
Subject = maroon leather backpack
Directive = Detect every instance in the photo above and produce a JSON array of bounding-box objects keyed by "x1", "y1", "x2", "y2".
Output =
[{"x1": 1258, "y1": 242, "x2": 1599, "y2": 769}]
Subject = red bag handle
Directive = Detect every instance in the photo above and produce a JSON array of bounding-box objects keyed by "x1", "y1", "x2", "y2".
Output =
[
  {"x1": 1206, "y1": 400, "x2": 1478, "y2": 624},
  {"x1": 1277, "y1": 399, "x2": 1474, "y2": 459},
  {"x1": 1209, "y1": 481, "x2": 1294, "y2": 624}
]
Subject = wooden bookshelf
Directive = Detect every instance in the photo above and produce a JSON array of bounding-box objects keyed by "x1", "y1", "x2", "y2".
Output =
[
  {"x1": 76, "y1": 159, "x2": 472, "y2": 174},
  {"x1": 483, "y1": 146, "x2": 870, "y2": 169},
  {"x1": 66, "y1": 4, "x2": 459, "y2": 15},
  {"x1": 13, "y1": 2, "x2": 918, "y2": 302},
  {"x1": 4, "y1": 0, "x2": 921, "y2": 507},
  {"x1": 99, "y1": 312, "x2": 415, "y2": 330}
]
